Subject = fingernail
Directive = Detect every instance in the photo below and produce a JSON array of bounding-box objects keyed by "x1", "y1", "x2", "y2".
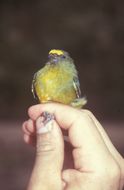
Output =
[{"x1": 36, "y1": 116, "x2": 53, "y2": 134}]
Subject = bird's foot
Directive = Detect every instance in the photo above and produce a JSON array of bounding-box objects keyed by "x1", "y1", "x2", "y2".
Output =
[{"x1": 42, "y1": 111, "x2": 55, "y2": 125}]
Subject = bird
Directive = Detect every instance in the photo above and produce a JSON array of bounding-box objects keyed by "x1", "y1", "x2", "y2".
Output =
[{"x1": 32, "y1": 49, "x2": 87, "y2": 109}]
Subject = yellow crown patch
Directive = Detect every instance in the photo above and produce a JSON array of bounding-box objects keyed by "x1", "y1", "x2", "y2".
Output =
[{"x1": 49, "y1": 49, "x2": 64, "y2": 55}]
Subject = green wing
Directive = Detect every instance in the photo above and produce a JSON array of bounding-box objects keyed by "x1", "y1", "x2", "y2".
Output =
[
  {"x1": 71, "y1": 77, "x2": 87, "y2": 108},
  {"x1": 31, "y1": 73, "x2": 38, "y2": 100},
  {"x1": 73, "y1": 77, "x2": 81, "y2": 98}
]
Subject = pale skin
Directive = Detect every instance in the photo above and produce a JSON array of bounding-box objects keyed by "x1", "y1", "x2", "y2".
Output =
[{"x1": 22, "y1": 103, "x2": 124, "y2": 190}]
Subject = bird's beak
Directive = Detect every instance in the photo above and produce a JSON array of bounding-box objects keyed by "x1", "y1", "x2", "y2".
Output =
[{"x1": 48, "y1": 54, "x2": 58, "y2": 64}]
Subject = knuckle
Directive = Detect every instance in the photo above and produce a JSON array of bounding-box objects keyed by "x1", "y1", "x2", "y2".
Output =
[
  {"x1": 28, "y1": 107, "x2": 32, "y2": 116},
  {"x1": 82, "y1": 109, "x2": 93, "y2": 117},
  {"x1": 36, "y1": 141, "x2": 55, "y2": 156},
  {"x1": 79, "y1": 109, "x2": 93, "y2": 122}
]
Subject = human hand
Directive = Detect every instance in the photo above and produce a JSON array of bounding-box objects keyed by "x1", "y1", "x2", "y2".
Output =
[{"x1": 22, "y1": 103, "x2": 124, "y2": 190}]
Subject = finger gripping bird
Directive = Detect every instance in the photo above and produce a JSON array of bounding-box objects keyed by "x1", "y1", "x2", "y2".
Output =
[{"x1": 32, "y1": 49, "x2": 87, "y2": 108}]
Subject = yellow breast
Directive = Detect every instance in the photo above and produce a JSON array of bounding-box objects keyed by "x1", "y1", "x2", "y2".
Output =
[{"x1": 34, "y1": 64, "x2": 77, "y2": 104}]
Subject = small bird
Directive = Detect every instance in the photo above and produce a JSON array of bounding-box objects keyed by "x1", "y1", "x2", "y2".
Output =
[{"x1": 32, "y1": 49, "x2": 87, "y2": 108}]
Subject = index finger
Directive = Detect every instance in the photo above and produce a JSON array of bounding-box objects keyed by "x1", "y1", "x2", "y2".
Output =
[
  {"x1": 28, "y1": 103, "x2": 81, "y2": 129},
  {"x1": 28, "y1": 103, "x2": 106, "y2": 148}
]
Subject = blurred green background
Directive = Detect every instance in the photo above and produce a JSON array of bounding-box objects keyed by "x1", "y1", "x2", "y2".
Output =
[{"x1": 0, "y1": 0, "x2": 124, "y2": 189}]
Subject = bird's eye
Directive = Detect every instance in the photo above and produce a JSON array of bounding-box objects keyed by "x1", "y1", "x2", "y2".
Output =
[{"x1": 61, "y1": 55, "x2": 66, "y2": 59}]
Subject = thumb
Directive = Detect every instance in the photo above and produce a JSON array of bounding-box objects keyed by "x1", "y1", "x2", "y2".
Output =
[{"x1": 29, "y1": 114, "x2": 64, "y2": 190}]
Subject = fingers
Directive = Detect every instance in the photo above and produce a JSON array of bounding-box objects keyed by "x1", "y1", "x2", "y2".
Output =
[
  {"x1": 22, "y1": 119, "x2": 36, "y2": 146},
  {"x1": 23, "y1": 104, "x2": 123, "y2": 189},
  {"x1": 23, "y1": 119, "x2": 35, "y2": 134},
  {"x1": 28, "y1": 103, "x2": 112, "y2": 172},
  {"x1": 28, "y1": 103, "x2": 81, "y2": 129},
  {"x1": 25, "y1": 103, "x2": 123, "y2": 175},
  {"x1": 23, "y1": 105, "x2": 123, "y2": 169},
  {"x1": 27, "y1": 115, "x2": 64, "y2": 190},
  {"x1": 23, "y1": 134, "x2": 36, "y2": 146}
]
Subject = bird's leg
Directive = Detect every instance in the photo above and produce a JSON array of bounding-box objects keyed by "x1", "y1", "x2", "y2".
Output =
[{"x1": 42, "y1": 111, "x2": 55, "y2": 125}]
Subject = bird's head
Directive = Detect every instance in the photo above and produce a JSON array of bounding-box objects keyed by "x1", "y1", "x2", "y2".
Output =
[{"x1": 48, "y1": 49, "x2": 72, "y2": 64}]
